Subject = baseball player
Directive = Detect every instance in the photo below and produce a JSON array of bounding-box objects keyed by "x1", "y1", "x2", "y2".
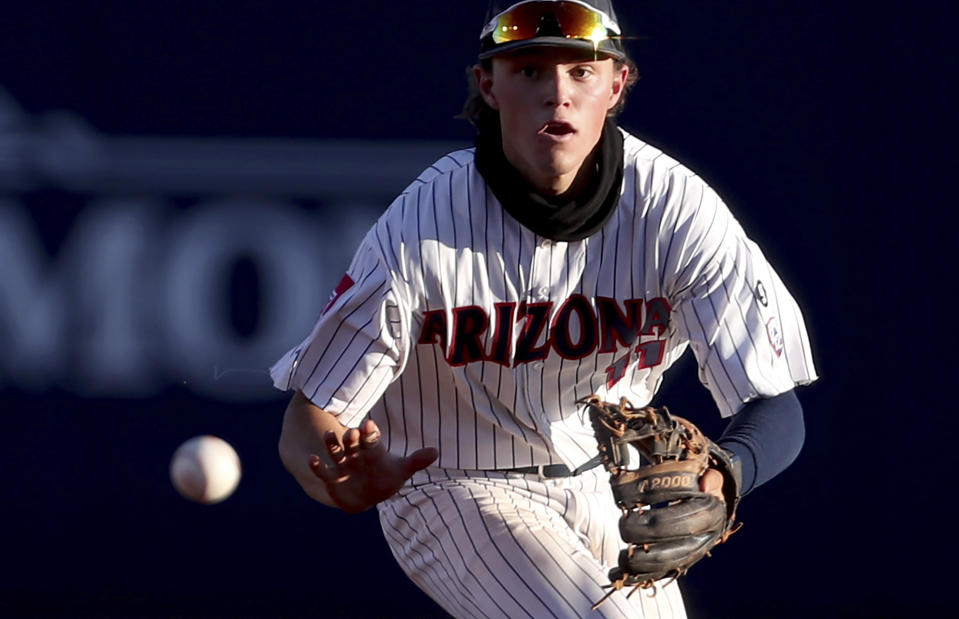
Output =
[{"x1": 273, "y1": 1, "x2": 817, "y2": 617}]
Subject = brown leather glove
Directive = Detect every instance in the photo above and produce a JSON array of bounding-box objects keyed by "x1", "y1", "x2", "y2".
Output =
[{"x1": 581, "y1": 396, "x2": 742, "y2": 606}]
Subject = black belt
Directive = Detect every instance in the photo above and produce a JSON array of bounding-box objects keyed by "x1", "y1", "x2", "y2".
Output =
[{"x1": 504, "y1": 455, "x2": 603, "y2": 478}]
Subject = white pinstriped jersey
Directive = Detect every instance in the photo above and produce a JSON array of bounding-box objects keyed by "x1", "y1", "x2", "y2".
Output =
[{"x1": 270, "y1": 129, "x2": 817, "y2": 472}]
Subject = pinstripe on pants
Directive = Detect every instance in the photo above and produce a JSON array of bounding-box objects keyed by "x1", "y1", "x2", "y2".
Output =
[{"x1": 379, "y1": 468, "x2": 686, "y2": 619}]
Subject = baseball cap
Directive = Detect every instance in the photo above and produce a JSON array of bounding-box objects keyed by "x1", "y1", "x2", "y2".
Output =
[{"x1": 479, "y1": 0, "x2": 625, "y2": 60}]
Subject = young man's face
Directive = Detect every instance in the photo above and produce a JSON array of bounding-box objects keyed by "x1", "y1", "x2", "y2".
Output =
[{"x1": 476, "y1": 47, "x2": 629, "y2": 196}]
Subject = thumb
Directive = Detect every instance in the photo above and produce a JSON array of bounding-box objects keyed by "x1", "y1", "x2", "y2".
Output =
[
  {"x1": 405, "y1": 447, "x2": 439, "y2": 474},
  {"x1": 700, "y1": 468, "x2": 725, "y2": 502}
]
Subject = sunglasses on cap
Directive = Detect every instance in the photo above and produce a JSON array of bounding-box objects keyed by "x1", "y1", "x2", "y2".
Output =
[{"x1": 480, "y1": 1, "x2": 622, "y2": 55}]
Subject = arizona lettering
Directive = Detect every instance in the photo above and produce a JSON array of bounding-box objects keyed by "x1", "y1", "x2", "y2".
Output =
[{"x1": 417, "y1": 296, "x2": 670, "y2": 368}]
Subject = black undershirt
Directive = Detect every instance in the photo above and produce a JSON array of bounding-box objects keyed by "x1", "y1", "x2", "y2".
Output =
[{"x1": 475, "y1": 119, "x2": 625, "y2": 241}]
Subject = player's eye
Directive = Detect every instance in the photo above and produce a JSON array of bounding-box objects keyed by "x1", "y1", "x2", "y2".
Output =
[
  {"x1": 571, "y1": 66, "x2": 593, "y2": 79},
  {"x1": 521, "y1": 66, "x2": 539, "y2": 78}
]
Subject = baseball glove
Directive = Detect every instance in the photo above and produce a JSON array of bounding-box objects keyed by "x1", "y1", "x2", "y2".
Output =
[{"x1": 581, "y1": 395, "x2": 742, "y2": 606}]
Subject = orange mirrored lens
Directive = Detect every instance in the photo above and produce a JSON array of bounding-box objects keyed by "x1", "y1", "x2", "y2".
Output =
[{"x1": 490, "y1": 2, "x2": 606, "y2": 44}]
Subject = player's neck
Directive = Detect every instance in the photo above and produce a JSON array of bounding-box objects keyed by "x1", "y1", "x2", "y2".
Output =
[{"x1": 507, "y1": 150, "x2": 599, "y2": 200}]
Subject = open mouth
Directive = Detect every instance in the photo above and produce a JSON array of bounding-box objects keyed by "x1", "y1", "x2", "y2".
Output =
[{"x1": 542, "y1": 121, "x2": 575, "y2": 136}]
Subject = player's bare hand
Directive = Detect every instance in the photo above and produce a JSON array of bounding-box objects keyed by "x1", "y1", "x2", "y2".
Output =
[
  {"x1": 700, "y1": 468, "x2": 725, "y2": 502},
  {"x1": 308, "y1": 419, "x2": 438, "y2": 514}
]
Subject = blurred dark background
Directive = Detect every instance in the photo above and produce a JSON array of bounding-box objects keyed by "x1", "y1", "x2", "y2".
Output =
[{"x1": 1, "y1": 2, "x2": 952, "y2": 617}]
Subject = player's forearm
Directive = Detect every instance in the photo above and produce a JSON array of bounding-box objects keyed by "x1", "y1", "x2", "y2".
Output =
[
  {"x1": 278, "y1": 390, "x2": 345, "y2": 507},
  {"x1": 718, "y1": 390, "x2": 805, "y2": 495}
]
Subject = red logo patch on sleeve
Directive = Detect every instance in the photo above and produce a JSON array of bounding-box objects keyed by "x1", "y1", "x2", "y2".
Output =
[
  {"x1": 766, "y1": 316, "x2": 784, "y2": 357},
  {"x1": 322, "y1": 274, "x2": 355, "y2": 315}
]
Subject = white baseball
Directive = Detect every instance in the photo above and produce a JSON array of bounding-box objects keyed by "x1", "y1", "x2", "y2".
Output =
[{"x1": 170, "y1": 435, "x2": 242, "y2": 504}]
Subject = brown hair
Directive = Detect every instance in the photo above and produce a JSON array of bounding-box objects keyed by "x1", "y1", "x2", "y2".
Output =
[{"x1": 457, "y1": 55, "x2": 639, "y2": 133}]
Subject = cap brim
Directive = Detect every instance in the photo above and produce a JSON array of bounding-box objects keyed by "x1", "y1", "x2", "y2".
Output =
[{"x1": 478, "y1": 37, "x2": 625, "y2": 60}]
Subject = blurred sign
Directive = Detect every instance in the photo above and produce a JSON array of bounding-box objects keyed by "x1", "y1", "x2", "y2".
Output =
[{"x1": 0, "y1": 88, "x2": 467, "y2": 400}]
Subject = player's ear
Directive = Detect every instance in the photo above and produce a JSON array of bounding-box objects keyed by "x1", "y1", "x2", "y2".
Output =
[
  {"x1": 607, "y1": 62, "x2": 629, "y2": 110},
  {"x1": 474, "y1": 64, "x2": 499, "y2": 110}
]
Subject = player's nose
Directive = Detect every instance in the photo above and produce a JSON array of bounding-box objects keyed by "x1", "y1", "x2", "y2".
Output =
[{"x1": 542, "y1": 69, "x2": 572, "y2": 108}]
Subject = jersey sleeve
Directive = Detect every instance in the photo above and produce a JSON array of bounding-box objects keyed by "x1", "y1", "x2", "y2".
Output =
[
  {"x1": 662, "y1": 176, "x2": 818, "y2": 417},
  {"x1": 269, "y1": 231, "x2": 413, "y2": 428}
]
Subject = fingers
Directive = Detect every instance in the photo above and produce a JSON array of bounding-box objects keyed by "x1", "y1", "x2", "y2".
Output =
[
  {"x1": 309, "y1": 454, "x2": 337, "y2": 483},
  {"x1": 359, "y1": 419, "x2": 381, "y2": 449},
  {"x1": 325, "y1": 430, "x2": 347, "y2": 465},
  {"x1": 314, "y1": 423, "x2": 382, "y2": 480},
  {"x1": 342, "y1": 428, "x2": 361, "y2": 457},
  {"x1": 314, "y1": 420, "x2": 435, "y2": 486},
  {"x1": 309, "y1": 431, "x2": 347, "y2": 483},
  {"x1": 341, "y1": 420, "x2": 382, "y2": 456}
]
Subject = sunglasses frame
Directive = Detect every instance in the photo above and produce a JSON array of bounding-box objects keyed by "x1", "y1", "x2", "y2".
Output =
[{"x1": 480, "y1": 0, "x2": 621, "y2": 44}]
